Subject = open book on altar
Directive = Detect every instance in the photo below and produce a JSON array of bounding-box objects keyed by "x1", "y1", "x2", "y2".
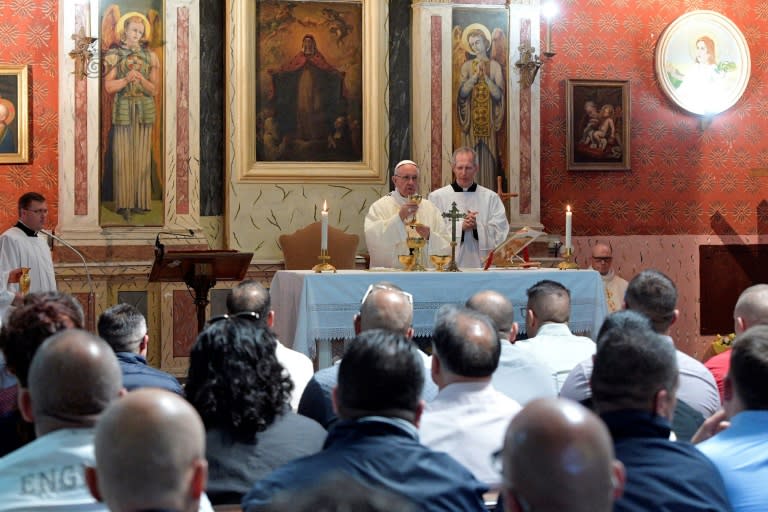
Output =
[{"x1": 484, "y1": 227, "x2": 546, "y2": 269}]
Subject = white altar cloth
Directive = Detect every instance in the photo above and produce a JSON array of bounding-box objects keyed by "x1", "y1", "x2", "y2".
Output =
[{"x1": 270, "y1": 269, "x2": 608, "y2": 363}]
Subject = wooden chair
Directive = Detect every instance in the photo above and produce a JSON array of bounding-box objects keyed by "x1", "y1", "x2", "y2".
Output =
[{"x1": 279, "y1": 221, "x2": 359, "y2": 270}]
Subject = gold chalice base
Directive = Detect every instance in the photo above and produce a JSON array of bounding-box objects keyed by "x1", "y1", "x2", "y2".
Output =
[{"x1": 430, "y1": 255, "x2": 451, "y2": 272}]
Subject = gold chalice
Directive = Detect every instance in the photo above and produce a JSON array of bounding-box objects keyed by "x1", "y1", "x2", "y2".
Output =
[
  {"x1": 429, "y1": 255, "x2": 451, "y2": 272},
  {"x1": 398, "y1": 254, "x2": 416, "y2": 272},
  {"x1": 19, "y1": 267, "x2": 31, "y2": 295},
  {"x1": 407, "y1": 194, "x2": 422, "y2": 226},
  {"x1": 406, "y1": 235, "x2": 427, "y2": 271}
]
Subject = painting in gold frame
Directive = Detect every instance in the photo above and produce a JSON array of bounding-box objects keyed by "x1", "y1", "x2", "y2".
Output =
[
  {"x1": 0, "y1": 65, "x2": 29, "y2": 164},
  {"x1": 566, "y1": 79, "x2": 630, "y2": 172},
  {"x1": 227, "y1": 0, "x2": 387, "y2": 183}
]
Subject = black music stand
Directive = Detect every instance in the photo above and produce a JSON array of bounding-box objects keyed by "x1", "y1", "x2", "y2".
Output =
[{"x1": 149, "y1": 249, "x2": 253, "y2": 334}]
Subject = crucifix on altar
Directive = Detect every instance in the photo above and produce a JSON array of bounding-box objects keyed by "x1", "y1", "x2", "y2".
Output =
[{"x1": 441, "y1": 201, "x2": 466, "y2": 272}]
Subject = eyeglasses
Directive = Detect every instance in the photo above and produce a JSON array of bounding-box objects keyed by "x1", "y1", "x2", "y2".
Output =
[
  {"x1": 207, "y1": 311, "x2": 261, "y2": 324},
  {"x1": 24, "y1": 208, "x2": 48, "y2": 215},
  {"x1": 360, "y1": 283, "x2": 414, "y2": 305},
  {"x1": 394, "y1": 174, "x2": 418, "y2": 182},
  {"x1": 592, "y1": 257, "x2": 613, "y2": 263}
]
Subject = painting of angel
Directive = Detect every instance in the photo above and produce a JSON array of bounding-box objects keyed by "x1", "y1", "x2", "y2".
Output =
[
  {"x1": 452, "y1": 9, "x2": 508, "y2": 190},
  {"x1": 99, "y1": 2, "x2": 164, "y2": 226}
]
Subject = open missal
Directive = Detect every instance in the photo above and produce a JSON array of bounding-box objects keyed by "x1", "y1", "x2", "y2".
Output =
[{"x1": 483, "y1": 227, "x2": 546, "y2": 270}]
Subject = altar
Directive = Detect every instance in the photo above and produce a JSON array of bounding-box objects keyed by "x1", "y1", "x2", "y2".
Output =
[{"x1": 270, "y1": 268, "x2": 608, "y2": 367}]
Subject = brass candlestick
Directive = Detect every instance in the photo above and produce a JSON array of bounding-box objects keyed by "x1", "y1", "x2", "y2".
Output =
[
  {"x1": 19, "y1": 267, "x2": 31, "y2": 294},
  {"x1": 313, "y1": 250, "x2": 337, "y2": 273},
  {"x1": 558, "y1": 247, "x2": 578, "y2": 270}
]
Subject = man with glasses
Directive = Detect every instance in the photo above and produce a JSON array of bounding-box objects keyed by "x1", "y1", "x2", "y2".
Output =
[
  {"x1": 365, "y1": 160, "x2": 450, "y2": 268},
  {"x1": 591, "y1": 242, "x2": 628, "y2": 313},
  {"x1": 0, "y1": 192, "x2": 56, "y2": 293}
]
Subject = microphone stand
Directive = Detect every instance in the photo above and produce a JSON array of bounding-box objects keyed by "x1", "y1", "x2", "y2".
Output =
[{"x1": 41, "y1": 230, "x2": 96, "y2": 332}]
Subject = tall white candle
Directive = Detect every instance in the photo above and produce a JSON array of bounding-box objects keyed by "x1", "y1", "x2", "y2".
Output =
[
  {"x1": 321, "y1": 201, "x2": 329, "y2": 251},
  {"x1": 565, "y1": 205, "x2": 572, "y2": 249}
]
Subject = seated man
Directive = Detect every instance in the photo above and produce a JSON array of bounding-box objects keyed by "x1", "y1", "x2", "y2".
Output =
[
  {"x1": 466, "y1": 290, "x2": 556, "y2": 404},
  {"x1": 591, "y1": 311, "x2": 731, "y2": 512},
  {"x1": 227, "y1": 279, "x2": 313, "y2": 409},
  {"x1": 97, "y1": 303, "x2": 183, "y2": 394},
  {"x1": 591, "y1": 242, "x2": 629, "y2": 313},
  {"x1": 86, "y1": 389, "x2": 208, "y2": 512},
  {"x1": 516, "y1": 280, "x2": 595, "y2": 391},
  {"x1": 0, "y1": 329, "x2": 124, "y2": 511},
  {"x1": 420, "y1": 304, "x2": 520, "y2": 487},
  {"x1": 501, "y1": 398, "x2": 625, "y2": 512},
  {"x1": 697, "y1": 325, "x2": 768, "y2": 511},
  {"x1": 365, "y1": 160, "x2": 450, "y2": 268},
  {"x1": 298, "y1": 282, "x2": 436, "y2": 429},
  {"x1": 242, "y1": 329, "x2": 488, "y2": 511}
]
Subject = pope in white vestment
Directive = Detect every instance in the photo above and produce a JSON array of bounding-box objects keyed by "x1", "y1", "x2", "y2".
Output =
[
  {"x1": 365, "y1": 160, "x2": 450, "y2": 269},
  {"x1": 428, "y1": 148, "x2": 508, "y2": 268}
]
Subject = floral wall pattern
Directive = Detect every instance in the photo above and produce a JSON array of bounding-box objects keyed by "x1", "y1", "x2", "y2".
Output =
[
  {"x1": 0, "y1": 1, "x2": 58, "y2": 227},
  {"x1": 540, "y1": 0, "x2": 768, "y2": 238}
]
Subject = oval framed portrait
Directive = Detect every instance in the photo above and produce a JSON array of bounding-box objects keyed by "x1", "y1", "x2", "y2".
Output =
[{"x1": 655, "y1": 10, "x2": 750, "y2": 116}]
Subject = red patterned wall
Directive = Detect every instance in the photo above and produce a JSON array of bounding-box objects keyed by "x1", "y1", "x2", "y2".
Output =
[
  {"x1": 540, "y1": 2, "x2": 767, "y2": 238},
  {"x1": 0, "y1": 1, "x2": 58, "y2": 227}
]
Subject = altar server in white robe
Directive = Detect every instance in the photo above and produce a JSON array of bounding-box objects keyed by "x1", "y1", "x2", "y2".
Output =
[
  {"x1": 428, "y1": 147, "x2": 509, "y2": 268},
  {"x1": 0, "y1": 192, "x2": 56, "y2": 293},
  {"x1": 365, "y1": 160, "x2": 450, "y2": 268}
]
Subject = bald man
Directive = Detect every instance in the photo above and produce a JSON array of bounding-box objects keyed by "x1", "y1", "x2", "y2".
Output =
[
  {"x1": 0, "y1": 329, "x2": 123, "y2": 511},
  {"x1": 466, "y1": 290, "x2": 556, "y2": 405},
  {"x1": 298, "y1": 282, "x2": 437, "y2": 429},
  {"x1": 591, "y1": 242, "x2": 628, "y2": 313},
  {"x1": 501, "y1": 398, "x2": 624, "y2": 512},
  {"x1": 365, "y1": 160, "x2": 450, "y2": 268},
  {"x1": 86, "y1": 389, "x2": 208, "y2": 512},
  {"x1": 705, "y1": 283, "x2": 768, "y2": 401}
]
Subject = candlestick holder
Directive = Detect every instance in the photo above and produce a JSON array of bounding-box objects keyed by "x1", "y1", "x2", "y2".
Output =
[
  {"x1": 558, "y1": 247, "x2": 578, "y2": 270},
  {"x1": 445, "y1": 241, "x2": 461, "y2": 272},
  {"x1": 313, "y1": 250, "x2": 337, "y2": 273}
]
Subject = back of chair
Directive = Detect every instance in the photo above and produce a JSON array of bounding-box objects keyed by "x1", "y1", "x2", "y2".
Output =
[{"x1": 279, "y1": 221, "x2": 359, "y2": 270}]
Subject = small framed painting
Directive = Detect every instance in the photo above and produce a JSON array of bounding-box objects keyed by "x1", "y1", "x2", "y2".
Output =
[
  {"x1": 566, "y1": 79, "x2": 630, "y2": 171},
  {"x1": 0, "y1": 64, "x2": 29, "y2": 164}
]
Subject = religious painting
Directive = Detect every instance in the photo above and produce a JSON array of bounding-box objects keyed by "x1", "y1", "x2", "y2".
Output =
[
  {"x1": 99, "y1": 1, "x2": 164, "y2": 227},
  {"x1": 451, "y1": 8, "x2": 509, "y2": 191},
  {"x1": 0, "y1": 65, "x2": 29, "y2": 164},
  {"x1": 656, "y1": 10, "x2": 750, "y2": 117},
  {"x1": 566, "y1": 79, "x2": 630, "y2": 172},
  {"x1": 228, "y1": 0, "x2": 387, "y2": 183}
]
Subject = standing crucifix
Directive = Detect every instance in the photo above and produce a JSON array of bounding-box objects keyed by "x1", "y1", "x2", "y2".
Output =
[{"x1": 442, "y1": 201, "x2": 466, "y2": 272}]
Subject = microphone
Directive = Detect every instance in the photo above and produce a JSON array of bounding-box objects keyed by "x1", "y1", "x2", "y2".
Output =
[
  {"x1": 41, "y1": 230, "x2": 96, "y2": 330},
  {"x1": 155, "y1": 229, "x2": 196, "y2": 260}
]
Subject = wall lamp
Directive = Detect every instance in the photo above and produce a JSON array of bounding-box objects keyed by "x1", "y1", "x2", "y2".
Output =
[
  {"x1": 68, "y1": 26, "x2": 98, "y2": 80},
  {"x1": 515, "y1": 2, "x2": 558, "y2": 88}
]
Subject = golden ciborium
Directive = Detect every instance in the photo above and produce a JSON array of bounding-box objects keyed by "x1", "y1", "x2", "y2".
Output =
[
  {"x1": 19, "y1": 267, "x2": 31, "y2": 295},
  {"x1": 430, "y1": 255, "x2": 451, "y2": 272}
]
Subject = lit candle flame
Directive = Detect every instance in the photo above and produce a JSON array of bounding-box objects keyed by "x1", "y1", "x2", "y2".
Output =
[
  {"x1": 322, "y1": 200, "x2": 328, "y2": 212},
  {"x1": 566, "y1": 205, "x2": 571, "y2": 213}
]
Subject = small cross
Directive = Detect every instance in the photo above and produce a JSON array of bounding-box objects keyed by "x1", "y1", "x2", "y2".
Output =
[{"x1": 497, "y1": 176, "x2": 519, "y2": 202}]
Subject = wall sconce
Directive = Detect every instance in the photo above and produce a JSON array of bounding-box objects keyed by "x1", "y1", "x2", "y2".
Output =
[
  {"x1": 515, "y1": 2, "x2": 558, "y2": 88},
  {"x1": 68, "y1": 27, "x2": 98, "y2": 80}
]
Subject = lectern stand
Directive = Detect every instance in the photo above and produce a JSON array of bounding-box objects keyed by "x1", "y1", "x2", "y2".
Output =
[{"x1": 149, "y1": 249, "x2": 253, "y2": 334}]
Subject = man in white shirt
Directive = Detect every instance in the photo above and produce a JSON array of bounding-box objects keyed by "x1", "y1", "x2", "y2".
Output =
[
  {"x1": 0, "y1": 192, "x2": 56, "y2": 293},
  {"x1": 516, "y1": 280, "x2": 596, "y2": 391},
  {"x1": 420, "y1": 304, "x2": 521, "y2": 487},
  {"x1": 227, "y1": 280, "x2": 313, "y2": 410},
  {"x1": 364, "y1": 160, "x2": 450, "y2": 268},
  {"x1": 428, "y1": 147, "x2": 508, "y2": 268},
  {"x1": 591, "y1": 242, "x2": 628, "y2": 313},
  {"x1": 466, "y1": 290, "x2": 556, "y2": 405}
]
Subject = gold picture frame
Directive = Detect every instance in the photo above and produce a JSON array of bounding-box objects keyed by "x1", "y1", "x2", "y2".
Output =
[
  {"x1": 566, "y1": 79, "x2": 630, "y2": 171},
  {"x1": 655, "y1": 10, "x2": 750, "y2": 116},
  {"x1": 0, "y1": 64, "x2": 29, "y2": 164},
  {"x1": 226, "y1": 0, "x2": 387, "y2": 183}
]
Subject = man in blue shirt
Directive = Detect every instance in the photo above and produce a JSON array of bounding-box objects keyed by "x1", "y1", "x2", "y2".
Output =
[{"x1": 242, "y1": 329, "x2": 487, "y2": 512}]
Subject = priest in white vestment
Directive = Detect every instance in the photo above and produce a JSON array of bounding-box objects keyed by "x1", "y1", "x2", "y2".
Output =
[
  {"x1": 0, "y1": 192, "x2": 56, "y2": 294},
  {"x1": 364, "y1": 160, "x2": 450, "y2": 268},
  {"x1": 591, "y1": 242, "x2": 629, "y2": 313},
  {"x1": 428, "y1": 147, "x2": 509, "y2": 268}
]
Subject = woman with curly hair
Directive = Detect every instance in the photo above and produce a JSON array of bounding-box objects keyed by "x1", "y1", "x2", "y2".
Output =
[{"x1": 185, "y1": 316, "x2": 326, "y2": 505}]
